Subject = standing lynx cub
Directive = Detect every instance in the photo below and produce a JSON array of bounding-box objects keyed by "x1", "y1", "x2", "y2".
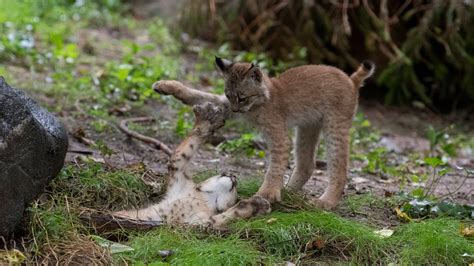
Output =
[{"x1": 215, "y1": 58, "x2": 375, "y2": 209}]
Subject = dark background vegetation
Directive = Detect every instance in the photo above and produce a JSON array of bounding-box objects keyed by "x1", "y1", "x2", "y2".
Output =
[{"x1": 179, "y1": 0, "x2": 474, "y2": 112}]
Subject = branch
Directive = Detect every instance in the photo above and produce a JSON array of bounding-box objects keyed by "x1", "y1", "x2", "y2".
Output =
[
  {"x1": 79, "y1": 211, "x2": 163, "y2": 232},
  {"x1": 118, "y1": 117, "x2": 173, "y2": 157}
]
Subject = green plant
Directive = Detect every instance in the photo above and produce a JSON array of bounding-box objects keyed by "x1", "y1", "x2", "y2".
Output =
[
  {"x1": 99, "y1": 42, "x2": 178, "y2": 107},
  {"x1": 350, "y1": 112, "x2": 380, "y2": 150},
  {"x1": 175, "y1": 106, "x2": 193, "y2": 138},
  {"x1": 217, "y1": 133, "x2": 265, "y2": 158},
  {"x1": 181, "y1": 0, "x2": 474, "y2": 111},
  {"x1": 426, "y1": 125, "x2": 464, "y2": 158}
]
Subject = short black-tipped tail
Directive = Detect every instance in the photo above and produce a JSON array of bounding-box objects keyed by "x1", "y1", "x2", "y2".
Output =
[{"x1": 350, "y1": 60, "x2": 375, "y2": 89}]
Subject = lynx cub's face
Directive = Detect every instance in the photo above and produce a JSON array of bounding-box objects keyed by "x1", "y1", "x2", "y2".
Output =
[
  {"x1": 197, "y1": 175, "x2": 237, "y2": 212},
  {"x1": 215, "y1": 57, "x2": 269, "y2": 113}
]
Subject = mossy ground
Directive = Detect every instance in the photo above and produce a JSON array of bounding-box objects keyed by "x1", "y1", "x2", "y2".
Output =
[{"x1": 13, "y1": 166, "x2": 471, "y2": 265}]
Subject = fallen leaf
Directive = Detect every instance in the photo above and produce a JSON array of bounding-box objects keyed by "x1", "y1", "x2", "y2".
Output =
[
  {"x1": 395, "y1": 207, "x2": 412, "y2": 222},
  {"x1": 0, "y1": 249, "x2": 26, "y2": 264},
  {"x1": 377, "y1": 179, "x2": 396, "y2": 184},
  {"x1": 460, "y1": 224, "x2": 474, "y2": 237},
  {"x1": 91, "y1": 235, "x2": 134, "y2": 254},
  {"x1": 351, "y1": 177, "x2": 369, "y2": 184},
  {"x1": 374, "y1": 228, "x2": 394, "y2": 238},
  {"x1": 305, "y1": 238, "x2": 325, "y2": 251},
  {"x1": 266, "y1": 218, "x2": 278, "y2": 224},
  {"x1": 158, "y1": 250, "x2": 174, "y2": 258}
]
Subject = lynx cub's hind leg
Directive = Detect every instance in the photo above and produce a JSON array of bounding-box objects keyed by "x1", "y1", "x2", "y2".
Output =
[
  {"x1": 312, "y1": 119, "x2": 351, "y2": 209},
  {"x1": 287, "y1": 124, "x2": 323, "y2": 190}
]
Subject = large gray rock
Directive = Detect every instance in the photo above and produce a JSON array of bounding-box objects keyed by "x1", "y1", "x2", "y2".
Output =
[{"x1": 0, "y1": 77, "x2": 68, "y2": 236}]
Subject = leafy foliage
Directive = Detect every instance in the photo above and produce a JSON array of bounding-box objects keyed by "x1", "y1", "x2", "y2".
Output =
[
  {"x1": 181, "y1": 0, "x2": 474, "y2": 111},
  {"x1": 218, "y1": 133, "x2": 265, "y2": 158}
]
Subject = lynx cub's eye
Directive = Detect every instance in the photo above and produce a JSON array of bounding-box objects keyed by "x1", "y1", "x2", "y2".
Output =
[{"x1": 238, "y1": 97, "x2": 246, "y2": 103}]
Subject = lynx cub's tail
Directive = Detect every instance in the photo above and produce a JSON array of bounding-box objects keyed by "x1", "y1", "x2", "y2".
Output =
[{"x1": 350, "y1": 60, "x2": 375, "y2": 89}]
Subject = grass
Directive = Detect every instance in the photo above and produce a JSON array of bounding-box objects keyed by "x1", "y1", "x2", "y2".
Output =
[
  {"x1": 394, "y1": 218, "x2": 474, "y2": 265},
  {"x1": 52, "y1": 163, "x2": 158, "y2": 210},
  {"x1": 232, "y1": 211, "x2": 391, "y2": 264},
  {"x1": 342, "y1": 193, "x2": 387, "y2": 213},
  {"x1": 22, "y1": 160, "x2": 472, "y2": 265},
  {"x1": 117, "y1": 228, "x2": 273, "y2": 265},
  {"x1": 230, "y1": 210, "x2": 474, "y2": 264},
  {"x1": 20, "y1": 162, "x2": 159, "y2": 264}
]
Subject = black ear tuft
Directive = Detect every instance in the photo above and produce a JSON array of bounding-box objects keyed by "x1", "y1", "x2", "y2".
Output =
[
  {"x1": 215, "y1": 56, "x2": 232, "y2": 72},
  {"x1": 362, "y1": 60, "x2": 375, "y2": 71},
  {"x1": 215, "y1": 56, "x2": 224, "y2": 70}
]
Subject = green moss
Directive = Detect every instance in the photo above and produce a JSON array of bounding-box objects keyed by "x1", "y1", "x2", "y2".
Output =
[
  {"x1": 392, "y1": 219, "x2": 474, "y2": 265},
  {"x1": 231, "y1": 210, "x2": 474, "y2": 264},
  {"x1": 342, "y1": 193, "x2": 387, "y2": 213},
  {"x1": 118, "y1": 227, "x2": 275, "y2": 265},
  {"x1": 52, "y1": 163, "x2": 157, "y2": 210},
  {"x1": 236, "y1": 178, "x2": 262, "y2": 198},
  {"x1": 232, "y1": 211, "x2": 391, "y2": 264}
]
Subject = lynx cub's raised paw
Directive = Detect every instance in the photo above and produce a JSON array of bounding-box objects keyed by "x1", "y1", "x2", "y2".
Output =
[
  {"x1": 192, "y1": 103, "x2": 226, "y2": 136},
  {"x1": 152, "y1": 80, "x2": 183, "y2": 95},
  {"x1": 112, "y1": 101, "x2": 236, "y2": 226}
]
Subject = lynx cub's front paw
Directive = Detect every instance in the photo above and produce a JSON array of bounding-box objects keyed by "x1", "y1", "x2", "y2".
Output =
[
  {"x1": 310, "y1": 197, "x2": 338, "y2": 210},
  {"x1": 256, "y1": 186, "x2": 281, "y2": 203},
  {"x1": 193, "y1": 103, "x2": 226, "y2": 134},
  {"x1": 152, "y1": 80, "x2": 183, "y2": 95}
]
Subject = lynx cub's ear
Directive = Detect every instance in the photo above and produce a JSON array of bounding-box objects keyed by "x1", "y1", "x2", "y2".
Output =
[
  {"x1": 247, "y1": 64, "x2": 262, "y2": 83},
  {"x1": 215, "y1": 56, "x2": 233, "y2": 72}
]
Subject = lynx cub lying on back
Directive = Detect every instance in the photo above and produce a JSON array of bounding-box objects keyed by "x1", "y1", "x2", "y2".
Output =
[
  {"x1": 115, "y1": 103, "x2": 270, "y2": 226},
  {"x1": 154, "y1": 59, "x2": 374, "y2": 210}
]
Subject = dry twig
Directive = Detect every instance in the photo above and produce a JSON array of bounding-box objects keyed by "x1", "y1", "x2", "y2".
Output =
[{"x1": 118, "y1": 117, "x2": 173, "y2": 157}]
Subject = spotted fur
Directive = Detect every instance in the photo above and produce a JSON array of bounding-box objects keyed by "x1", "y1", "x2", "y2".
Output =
[
  {"x1": 216, "y1": 57, "x2": 375, "y2": 209},
  {"x1": 114, "y1": 103, "x2": 238, "y2": 225}
]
